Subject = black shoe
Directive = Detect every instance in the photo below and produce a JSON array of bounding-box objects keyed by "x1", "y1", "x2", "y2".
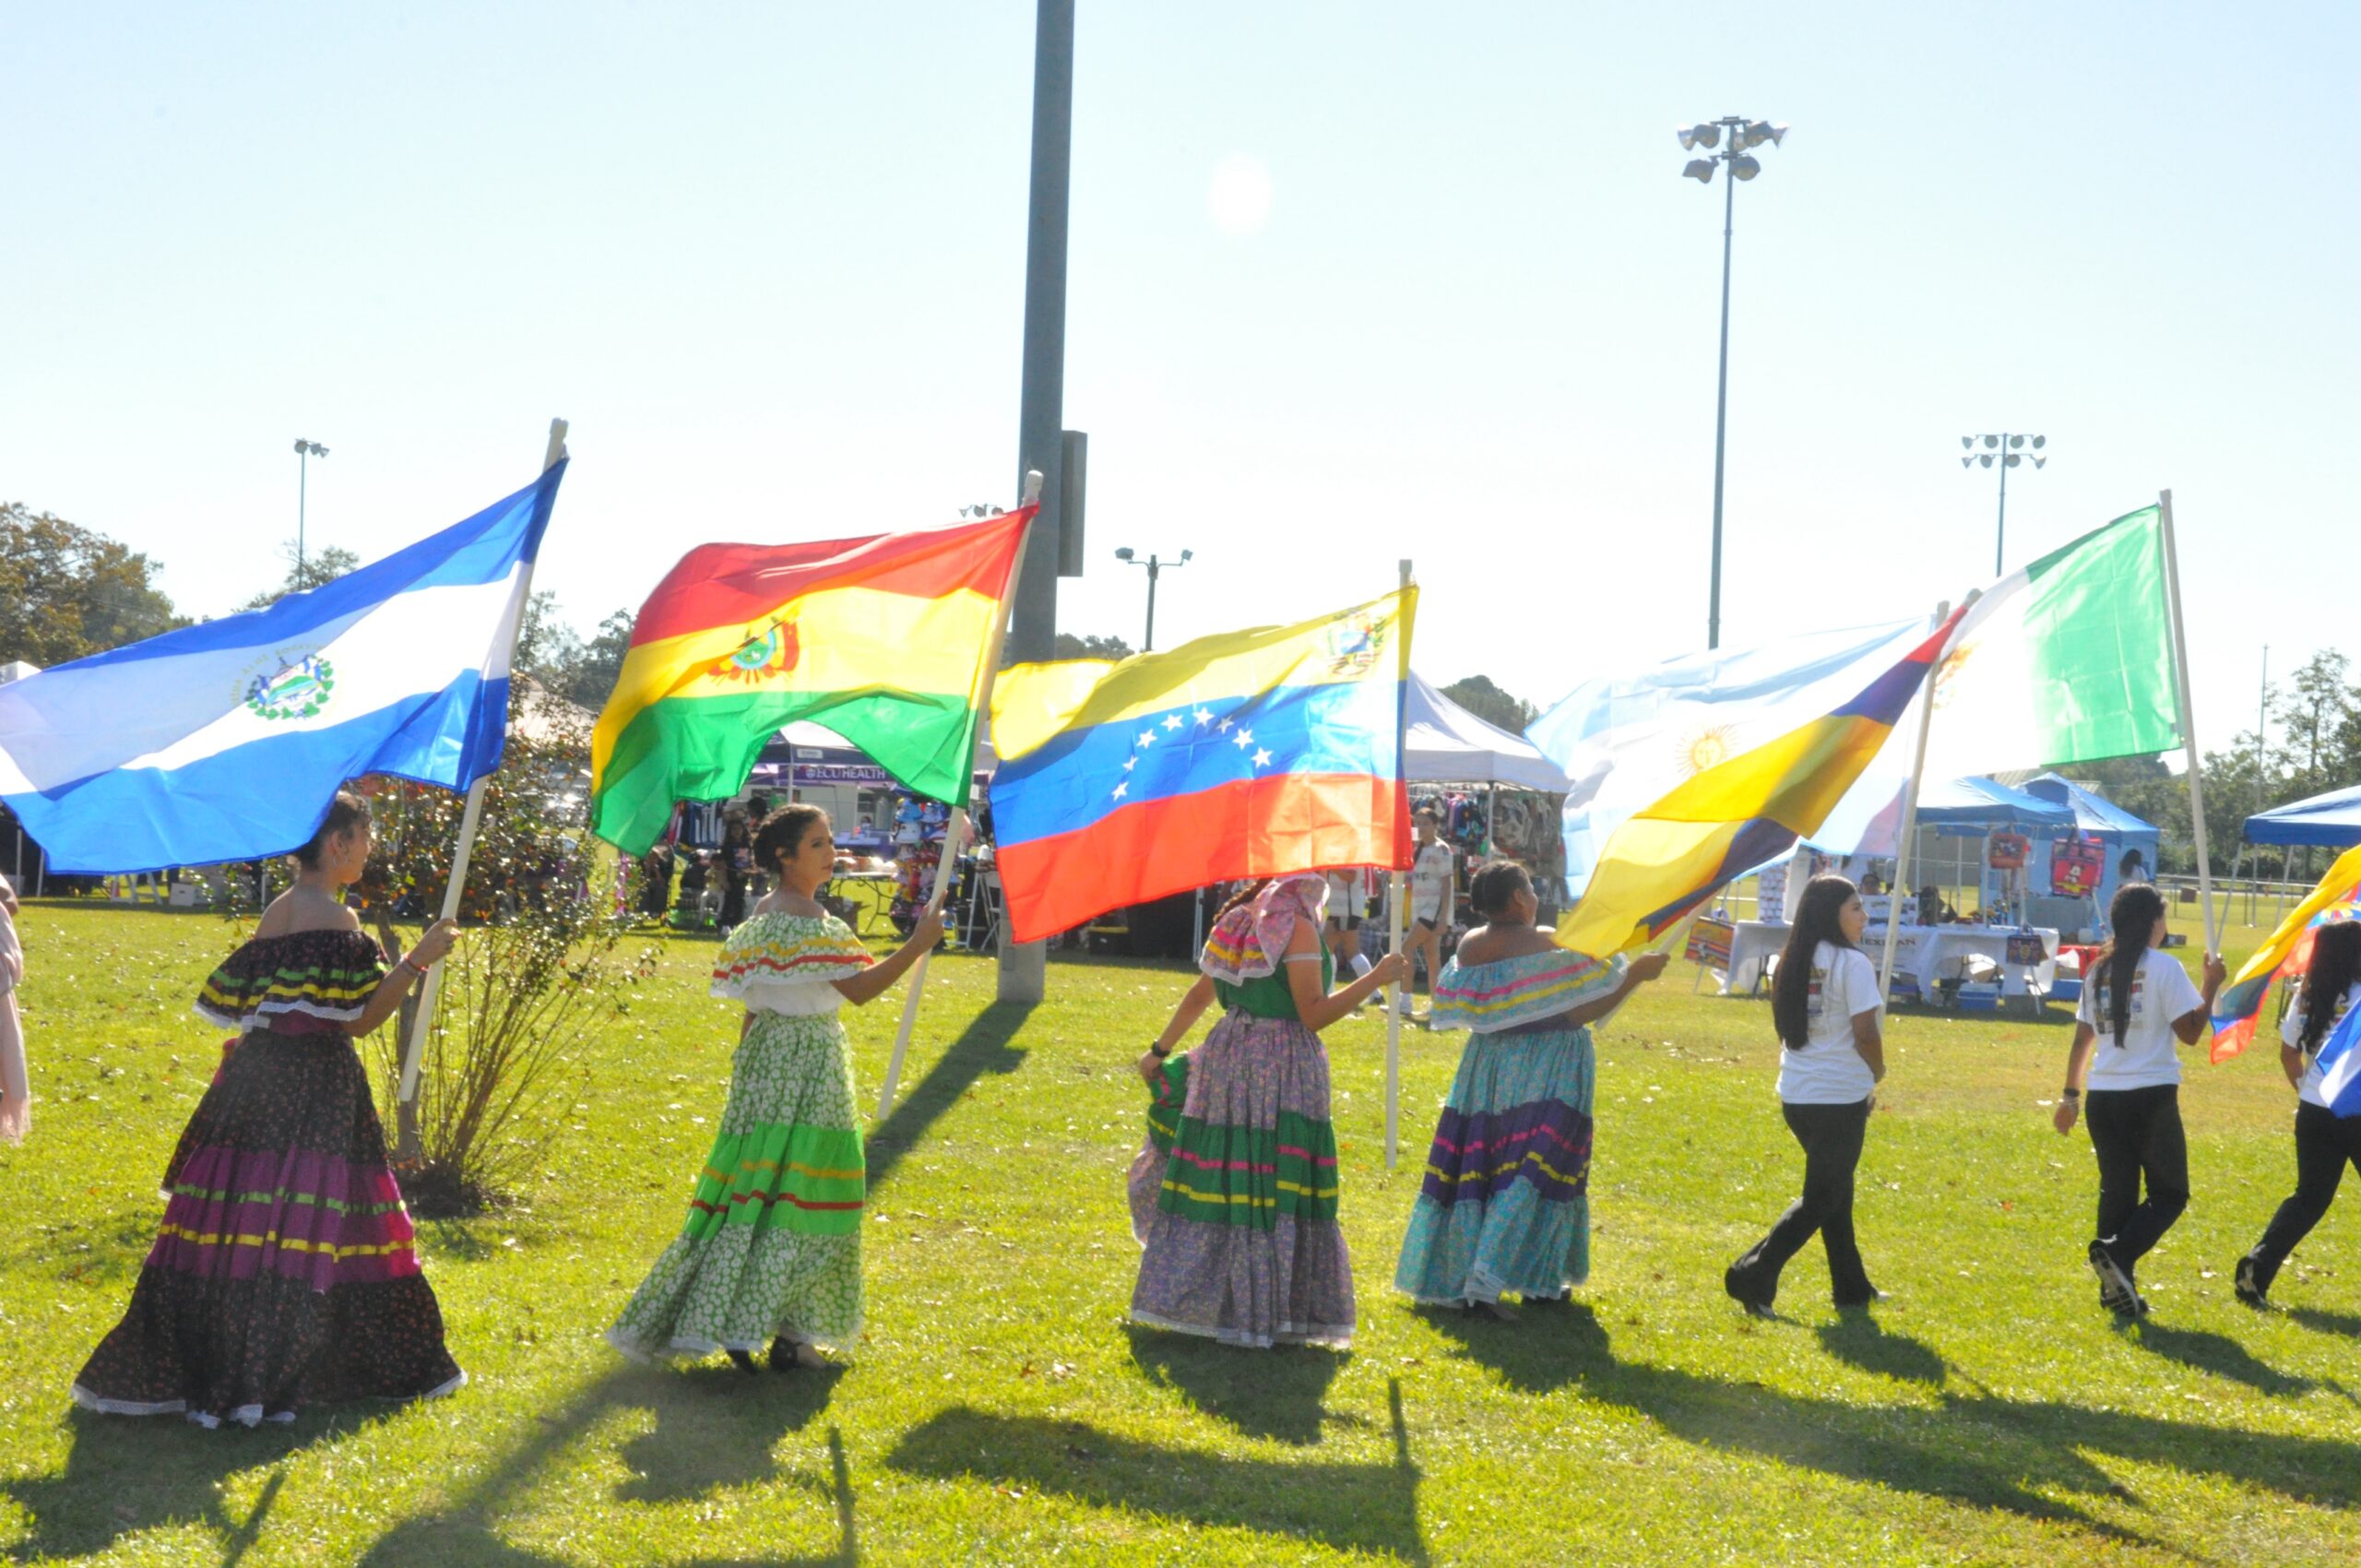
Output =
[
  {"x1": 768, "y1": 1336, "x2": 801, "y2": 1372},
  {"x1": 2234, "y1": 1256, "x2": 2269, "y2": 1310},
  {"x1": 726, "y1": 1348, "x2": 760, "y2": 1375},
  {"x1": 2088, "y1": 1241, "x2": 2136, "y2": 1315},
  {"x1": 1725, "y1": 1264, "x2": 1775, "y2": 1317}
]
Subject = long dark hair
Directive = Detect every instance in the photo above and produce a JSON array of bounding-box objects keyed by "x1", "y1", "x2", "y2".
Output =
[
  {"x1": 2299, "y1": 921, "x2": 2361, "y2": 1053},
  {"x1": 1773, "y1": 874, "x2": 1858, "y2": 1049},
  {"x1": 2096, "y1": 882, "x2": 2166, "y2": 1041}
]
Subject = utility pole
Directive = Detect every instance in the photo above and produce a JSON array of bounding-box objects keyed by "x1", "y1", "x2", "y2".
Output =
[{"x1": 998, "y1": 0, "x2": 1075, "y2": 1004}]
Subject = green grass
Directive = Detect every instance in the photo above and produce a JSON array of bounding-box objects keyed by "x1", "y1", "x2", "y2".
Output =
[{"x1": 2, "y1": 901, "x2": 2359, "y2": 1564}]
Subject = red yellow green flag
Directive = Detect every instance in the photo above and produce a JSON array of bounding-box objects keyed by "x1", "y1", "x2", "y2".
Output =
[{"x1": 589, "y1": 508, "x2": 1034, "y2": 853}]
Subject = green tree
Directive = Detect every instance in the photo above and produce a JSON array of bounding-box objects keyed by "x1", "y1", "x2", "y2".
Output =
[
  {"x1": 0, "y1": 503, "x2": 185, "y2": 665},
  {"x1": 1441, "y1": 673, "x2": 1538, "y2": 734},
  {"x1": 552, "y1": 608, "x2": 635, "y2": 711},
  {"x1": 1052, "y1": 632, "x2": 1135, "y2": 662},
  {"x1": 239, "y1": 540, "x2": 363, "y2": 611}
]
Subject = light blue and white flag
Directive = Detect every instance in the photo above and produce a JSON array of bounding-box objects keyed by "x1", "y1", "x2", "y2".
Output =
[
  {"x1": 0, "y1": 463, "x2": 566, "y2": 873},
  {"x1": 1527, "y1": 617, "x2": 1933, "y2": 898},
  {"x1": 2317, "y1": 993, "x2": 2361, "y2": 1119}
]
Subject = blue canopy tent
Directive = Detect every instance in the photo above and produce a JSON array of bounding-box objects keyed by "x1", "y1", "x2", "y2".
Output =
[
  {"x1": 1897, "y1": 778, "x2": 2074, "y2": 928},
  {"x1": 2245, "y1": 782, "x2": 2361, "y2": 849},
  {"x1": 2019, "y1": 773, "x2": 2161, "y2": 938}
]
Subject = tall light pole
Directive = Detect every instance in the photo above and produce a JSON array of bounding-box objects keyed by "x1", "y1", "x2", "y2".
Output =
[
  {"x1": 1679, "y1": 116, "x2": 1786, "y2": 650},
  {"x1": 1113, "y1": 547, "x2": 1191, "y2": 651},
  {"x1": 293, "y1": 438, "x2": 329, "y2": 580},
  {"x1": 1960, "y1": 433, "x2": 2047, "y2": 576}
]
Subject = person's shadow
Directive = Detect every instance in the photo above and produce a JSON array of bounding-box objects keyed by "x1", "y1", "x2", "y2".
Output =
[
  {"x1": 614, "y1": 1361, "x2": 848, "y2": 1503},
  {"x1": 2289, "y1": 1304, "x2": 2361, "y2": 1338},
  {"x1": 1815, "y1": 1313, "x2": 1949, "y2": 1386},
  {"x1": 1124, "y1": 1325, "x2": 1346, "y2": 1445},
  {"x1": 2119, "y1": 1320, "x2": 2325, "y2": 1399},
  {"x1": 3, "y1": 1409, "x2": 313, "y2": 1563}
]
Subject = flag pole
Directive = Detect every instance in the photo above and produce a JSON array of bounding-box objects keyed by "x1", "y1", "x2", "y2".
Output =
[
  {"x1": 397, "y1": 419, "x2": 569, "y2": 1134},
  {"x1": 1385, "y1": 558, "x2": 1412, "y2": 1171},
  {"x1": 1876, "y1": 598, "x2": 1954, "y2": 1010},
  {"x1": 2157, "y1": 489, "x2": 2220, "y2": 956},
  {"x1": 874, "y1": 471, "x2": 1044, "y2": 1120}
]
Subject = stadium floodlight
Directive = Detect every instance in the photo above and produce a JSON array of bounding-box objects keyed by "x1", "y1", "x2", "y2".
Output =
[
  {"x1": 1676, "y1": 115, "x2": 1786, "y2": 649},
  {"x1": 1116, "y1": 547, "x2": 1193, "y2": 651},
  {"x1": 1960, "y1": 434, "x2": 2050, "y2": 574}
]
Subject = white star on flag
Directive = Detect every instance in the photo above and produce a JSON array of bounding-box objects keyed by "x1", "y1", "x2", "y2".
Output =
[
  {"x1": 1252, "y1": 747, "x2": 1273, "y2": 767},
  {"x1": 1216, "y1": 717, "x2": 1233, "y2": 733},
  {"x1": 1194, "y1": 707, "x2": 1214, "y2": 726},
  {"x1": 1163, "y1": 713, "x2": 1183, "y2": 731},
  {"x1": 1232, "y1": 728, "x2": 1254, "y2": 749},
  {"x1": 1122, "y1": 757, "x2": 1136, "y2": 772},
  {"x1": 1137, "y1": 730, "x2": 1157, "y2": 748},
  {"x1": 1111, "y1": 780, "x2": 1129, "y2": 800}
]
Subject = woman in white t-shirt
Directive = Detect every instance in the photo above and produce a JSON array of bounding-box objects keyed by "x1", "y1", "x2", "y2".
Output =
[
  {"x1": 1399, "y1": 810, "x2": 1456, "y2": 1023},
  {"x1": 1725, "y1": 874, "x2": 1887, "y2": 1314},
  {"x1": 2236, "y1": 921, "x2": 2361, "y2": 1307},
  {"x1": 2051, "y1": 882, "x2": 2225, "y2": 1317}
]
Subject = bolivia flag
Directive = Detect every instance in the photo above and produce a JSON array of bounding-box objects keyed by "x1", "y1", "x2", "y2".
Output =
[
  {"x1": 987, "y1": 589, "x2": 1417, "y2": 944},
  {"x1": 590, "y1": 508, "x2": 1033, "y2": 854},
  {"x1": 1921, "y1": 506, "x2": 2181, "y2": 777},
  {"x1": 1559, "y1": 609, "x2": 1963, "y2": 957}
]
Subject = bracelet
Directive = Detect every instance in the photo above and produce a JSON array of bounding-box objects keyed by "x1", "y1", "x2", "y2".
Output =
[
  {"x1": 1149, "y1": 1040, "x2": 1173, "y2": 1059},
  {"x1": 399, "y1": 957, "x2": 428, "y2": 979},
  {"x1": 2060, "y1": 1087, "x2": 2081, "y2": 1101}
]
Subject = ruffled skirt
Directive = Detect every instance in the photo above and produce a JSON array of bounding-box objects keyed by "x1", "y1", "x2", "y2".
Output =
[
  {"x1": 1128, "y1": 1011, "x2": 1354, "y2": 1348},
  {"x1": 71, "y1": 1028, "x2": 464, "y2": 1426},
  {"x1": 1394, "y1": 1024, "x2": 1596, "y2": 1305},
  {"x1": 607, "y1": 1009, "x2": 865, "y2": 1358}
]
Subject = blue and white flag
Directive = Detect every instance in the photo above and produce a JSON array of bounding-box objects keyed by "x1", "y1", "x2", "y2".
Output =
[
  {"x1": 2318, "y1": 994, "x2": 2361, "y2": 1119},
  {"x1": 1527, "y1": 617, "x2": 1933, "y2": 898},
  {"x1": 0, "y1": 463, "x2": 566, "y2": 873}
]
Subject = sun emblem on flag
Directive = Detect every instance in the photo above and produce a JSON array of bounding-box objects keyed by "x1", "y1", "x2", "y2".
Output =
[
  {"x1": 1673, "y1": 722, "x2": 1737, "y2": 778},
  {"x1": 244, "y1": 654, "x2": 337, "y2": 722},
  {"x1": 1325, "y1": 610, "x2": 1391, "y2": 678},
  {"x1": 709, "y1": 617, "x2": 801, "y2": 684}
]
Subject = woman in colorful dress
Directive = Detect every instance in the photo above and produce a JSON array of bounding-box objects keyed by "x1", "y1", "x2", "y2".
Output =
[
  {"x1": 1395, "y1": 861, "x2": 1667, "y2": 1316},
  {"x1": 2236, "y1": 921, "x2": 2361, "y2": 1306},
  {"x1": 608, "y1": 803, "x2": 940, "y2": 1372},
  {"x1": 1127, "y1": 873, "x2": 1407, "y2": 1349},
  {"x1": 71, "y1": 790, "x2": 464, "y2": 1427}
]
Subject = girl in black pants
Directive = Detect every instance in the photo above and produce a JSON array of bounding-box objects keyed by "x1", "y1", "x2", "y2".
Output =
[
  {"x1": 1726, "y1": 875, "x2": 1887, "y2": 1314},
  {"x1": 2052, "y1": 883, "x2": 2225, "y2": 1316},
  {"x1": 2236, "y1": 921, "x2": 2361, "y2": 1306}
]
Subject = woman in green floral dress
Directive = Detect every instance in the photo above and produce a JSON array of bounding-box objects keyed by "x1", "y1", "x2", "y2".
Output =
[{"x1": 607, "y1": 803, "x2": 940, "y2": 1372}]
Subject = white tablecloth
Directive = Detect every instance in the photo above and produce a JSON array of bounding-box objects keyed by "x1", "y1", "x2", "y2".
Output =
[{"x1": 1722, "y1": 921, "x2": 2058, "y2": 1001}]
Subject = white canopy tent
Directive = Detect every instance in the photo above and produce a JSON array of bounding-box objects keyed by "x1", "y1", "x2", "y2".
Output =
[{"x1": 1403, "y1": 671, "x2": 1572, "y2": 790}]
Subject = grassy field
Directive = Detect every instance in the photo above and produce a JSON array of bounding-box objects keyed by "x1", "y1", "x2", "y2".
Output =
[{"x1": 2, "y1": 899, "x2": 2358, "y2": 1565}]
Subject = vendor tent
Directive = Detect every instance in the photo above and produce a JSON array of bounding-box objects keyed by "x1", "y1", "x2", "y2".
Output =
[
  {"x1": 2020, "y1": 772, "x2": 2160, "y2": 925},
  {"x1": 0, "y1": 660, "x2": 39, "y2": 686},
  {"x1": 2245, "y1": 782, "x2": 2361, "y2": 849},
  {"x1": 1912, "y1": 776, "x2": 2075, "y2": 830},
  {"x1": 1404, "y1": 672, "x2": 1572, "y2": 790}
]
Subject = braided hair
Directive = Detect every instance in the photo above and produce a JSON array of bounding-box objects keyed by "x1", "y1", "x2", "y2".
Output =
[{"x1": 2097, "y1": 882, "x2": 2166, "y2": 1042}]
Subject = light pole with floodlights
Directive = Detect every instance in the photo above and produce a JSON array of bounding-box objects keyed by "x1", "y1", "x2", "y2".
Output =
[
  {"x1": 1679, "y1": 116, "x2": 1786, "y2": 649},
  {"x1": 1113, "y1": 546, "x2": 1191, "y2": 652},
  {"x1": 1960, "y1": 434, "x2": 2047, "y2": 576},
  {"x1": 293, "y1": 438, "x2": 329, "y2": 580}
]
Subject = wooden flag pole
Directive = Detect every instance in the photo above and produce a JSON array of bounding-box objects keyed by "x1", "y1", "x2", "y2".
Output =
[
  {"x1": 2157, "y1": 489, "x2": 2221, "y2": 956},
  {"x1": 1876, "y1": 598, "x2": 1956, "y2": 1011},
  {"x1": 1385, "y1": 558, "x2": 1412, "y2": 1171},
  {"x1": 397, "y1": 419, "x2": 569, "y2": 1130},
  {"x1": 873, "y1": 471, "x2": 1044, "y2": 1121}
]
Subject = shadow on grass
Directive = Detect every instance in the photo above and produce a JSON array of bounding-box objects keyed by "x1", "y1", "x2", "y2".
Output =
[
  {"x1": 865, "y1": 1001, "x2": 1032, "y2": 1194},
  {"x1": 2, "y1": 1413, "x2": 309, "y2": 1564},
  {"x1": 2289, "y1": 1304, "x2": 2361, "y2": 1338},
  {"x1": 1422, "y1": 1301, "x2": 2361, "y2": 1550},
  {"x1": 1123, "y1": 1325, "x2": 1345, "y2": 1444},
  {"x1": 885, "y1": 1376, "x2": 1427, "y2": 1564},
  {"x1": 349, "y1": 1367, "x2": 858, "y2": 1567},
  {"x1": 1814, "y1": 1313, "x2": 1949, "y2": 1386},
  {"x1": 2121, "y1": 1320, "x2": 2323, "y2": 1398}
]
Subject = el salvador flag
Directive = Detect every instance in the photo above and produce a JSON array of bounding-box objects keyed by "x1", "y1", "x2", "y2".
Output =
[
  {"x1": 0, "y1": 462, "x2": 565, "y2": 873},
  {"x1": 2318, "y1": 997, "x2": 2361, "y2": 1119}
]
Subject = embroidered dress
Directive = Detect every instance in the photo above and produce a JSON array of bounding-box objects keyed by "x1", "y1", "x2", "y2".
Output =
[
  {"x1": 1131, "y1": 876, "x2": 1355, "y2": 1348},
  {"x1": 1394, "y1": 947, "x2": 1625, "y2": 1305},
  {"x1": 608, "y1": 911, "x2": 874, "y2": 1360},
  {"x1": 71, "y1": 930, "x2": 463, "y2": 1427}
]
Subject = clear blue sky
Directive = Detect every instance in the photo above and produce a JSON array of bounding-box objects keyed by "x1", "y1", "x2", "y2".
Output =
[{"x1": 5, "y1": 3, "x2": 2352, "y2": 764}]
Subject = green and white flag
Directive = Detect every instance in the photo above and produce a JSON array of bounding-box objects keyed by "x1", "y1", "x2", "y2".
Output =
[{"x1": 1922, "y1": 505, "x2": 2180, "y2": 776}]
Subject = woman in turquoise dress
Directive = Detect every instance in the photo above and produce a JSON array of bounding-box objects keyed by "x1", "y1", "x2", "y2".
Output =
[
  {"x1": 607, "y1": 803, "x2": 940, "y2": 1372},
  {"x1": 1395, "y1": 861, "x2": 1667, "y2": 1315},
  {"x1": 1127, "y1": 873, "x2": 1407, "y2": 1348}
]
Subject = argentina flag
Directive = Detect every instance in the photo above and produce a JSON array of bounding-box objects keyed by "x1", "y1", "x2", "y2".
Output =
[{"x1": 0, "y1": 462, "x2": 565, "y2": 873}]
